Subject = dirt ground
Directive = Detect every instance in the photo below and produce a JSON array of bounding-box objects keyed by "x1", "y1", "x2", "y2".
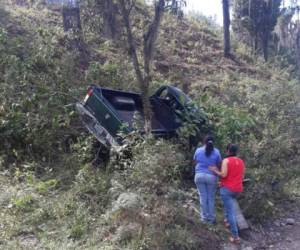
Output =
[{"x1": 223, "y1": 198, "x2": 300, "y2": 250}]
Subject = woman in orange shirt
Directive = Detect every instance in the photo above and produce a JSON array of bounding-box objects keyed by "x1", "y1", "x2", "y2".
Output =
[{"x1": 210, "y1": 144, "x2": 245, "y2": 244}]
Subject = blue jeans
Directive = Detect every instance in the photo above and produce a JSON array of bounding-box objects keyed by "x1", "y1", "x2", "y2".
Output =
[
  {"x1": 194, "y1": 173, "x2": 217, "y2": 223},
  {"x1": 220, "y1": 187, "x2": 240, "y2": 237}
]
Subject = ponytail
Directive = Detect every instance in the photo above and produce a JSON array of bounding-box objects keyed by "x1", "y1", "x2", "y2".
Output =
[{"x1": 204, "y1": 135, "x2": 214, "y2": 157}]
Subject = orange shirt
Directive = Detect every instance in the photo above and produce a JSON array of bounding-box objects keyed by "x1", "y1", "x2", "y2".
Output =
[{"x1": 220, "y1": 156, "x2": 245, "y2": 193}]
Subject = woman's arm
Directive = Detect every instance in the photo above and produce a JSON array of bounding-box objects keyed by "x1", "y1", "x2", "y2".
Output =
[
  {"x1": 209, "y1": 159, "x2": 228, "y2": 178},
  {"x1": 193, "y1": 149, "x2": 199, "y2": 166}
]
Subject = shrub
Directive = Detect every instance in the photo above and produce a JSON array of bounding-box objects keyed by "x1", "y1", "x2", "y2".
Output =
[
  {"x1": 110, "y1": 135, "x2": 188, "y2": 193},
  {"x1": 69, "y1": 215, "x2": 87, "y2": 240},
  {"x1": 35, "y1": 179, "x2": 59, "y2": 194},
  {"x1": 73, "y1": 166, "x2": 111, "y2": 214},
  {"x1": 11, "y1": 194, "x2": 35, "y2": 212},
  {"x1": 195, "y1": 70, "x2": 300, "y2": 220}
]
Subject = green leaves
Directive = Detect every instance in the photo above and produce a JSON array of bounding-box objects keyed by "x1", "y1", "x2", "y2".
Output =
[
  {"x1": 0, "y1": 27, "x2": 7, "y2": 44},
  {"x1": 175, "y1": 100, "x2": 208, "y2": 144},
  {"x1": 11, "y1": 194, "x2": 35, "y2": 213},
  {"x1": 0, "y1": 9, "x2": 85, "y2": 165},
  {"x1": 35, "y1": 179, "x2": 59, "y2": 194},
  {"x1": 202, "y1": 97, "x2": 257, "y2": 149}
]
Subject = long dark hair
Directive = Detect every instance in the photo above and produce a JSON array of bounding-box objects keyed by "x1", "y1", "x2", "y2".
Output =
[{"x1": 204, "y1": 135, "x2": 214, "y2": 157}]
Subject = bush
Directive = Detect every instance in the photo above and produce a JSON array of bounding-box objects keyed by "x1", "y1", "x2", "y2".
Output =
[
  {"x1": 73, "y1": 166, "x2": 111, "y2": 214},
  {"x1": 11, "y1": 194, "x2": 35, "y2": 212},
  {"x1": 195, "y1": 69, "x2": 300, "y2": 220},
  {"x1": 0, "y1": 16, "x2": 83, "y2": 166},
  {"x1": 35, "y1": 179, "x2": 59, "y2": 194},
  {"x1": 110, "y1": 135, "x2": 188, "y2": 192}
]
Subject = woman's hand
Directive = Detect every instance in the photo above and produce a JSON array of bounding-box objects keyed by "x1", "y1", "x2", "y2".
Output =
[
  {"x1": 209, "y1": 166, "x2": 218, "y2": 172},
  {"x1": 210, "y1": 159, "x2": 228, "y2": 178}
]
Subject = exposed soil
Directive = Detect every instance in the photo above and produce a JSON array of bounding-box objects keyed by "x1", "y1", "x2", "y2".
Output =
[{"x1": 223, "y1": 198, "x2": 300, "y2": 250}]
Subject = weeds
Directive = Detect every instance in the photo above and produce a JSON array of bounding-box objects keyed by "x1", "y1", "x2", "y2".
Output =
[{"x1": 0, "y1": 1, "x2": 299, "y2": 249}]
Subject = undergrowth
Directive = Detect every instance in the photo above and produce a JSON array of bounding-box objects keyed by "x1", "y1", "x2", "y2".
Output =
[{"x1": 0, "y1": 0, "x2": 299, "y2": 249}]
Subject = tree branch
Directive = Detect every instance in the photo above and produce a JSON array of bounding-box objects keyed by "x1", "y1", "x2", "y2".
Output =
[
  {"x1": 143, "y1": 0, "x2": 165, "y2": 83},
  {"x1": 118, "y1": 0, "x2": 144, "y2": 87}
]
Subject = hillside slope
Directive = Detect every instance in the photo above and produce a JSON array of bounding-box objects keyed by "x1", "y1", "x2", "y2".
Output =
[{"x1": 0, "y1": 1, "x2": 299, "y2": 249}]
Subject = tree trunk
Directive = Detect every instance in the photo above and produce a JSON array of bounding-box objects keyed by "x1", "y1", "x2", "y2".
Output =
[
  {"x1": 62, "y1": 6, "x2": 81, "y2": 32},
  {"x1": 143, "y1": 0, "x2": 165, "y2": 133},
  {"x1": 118, "y1": 0, "x2": 144, "y2": 88},
  {"x1": 103, "y1": 0, "x2": 116, "y2": 39},
  {"x1": 296, "y1": 27, "x2": 300, "y2": 79},
  {"x1": 262, "y1": 31, "x2": 269, "y2": 62},
  {"x1": 119, "y1": 0, "x2": 164, "y2": 134},
  {"x1": 119, "y1": 0, "x2": 165, "y2": 134},
  {"x1": 222, "y1": 0, "x2": 231, "y2": 57},
  {"x1": 248, "y1": 0, "x2": 252, "y2": 16},
  {"x1": 254, "y1": 34, "x2": 258, "y2": 53}
]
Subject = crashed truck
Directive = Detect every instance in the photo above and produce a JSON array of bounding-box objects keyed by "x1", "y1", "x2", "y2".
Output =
[
  {"x1": 76, "y1": 85, "x2": 206, "y2": 148},
  {"x1": 76, "y1": 85, "x2": 249, "y2": 230}
]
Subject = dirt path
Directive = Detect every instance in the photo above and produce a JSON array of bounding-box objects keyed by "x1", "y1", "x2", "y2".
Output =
[
  {"x1": 258, "y1": 205, "x2": 300, "y2": 250},
  {"x1": 223, "y1": 199, "x2": 300, "y2": 250}
]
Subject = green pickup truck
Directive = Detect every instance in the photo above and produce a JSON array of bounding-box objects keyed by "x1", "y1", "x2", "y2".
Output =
[{"x1": 76, "y1": 85, "x2": 205, "y2": 147}]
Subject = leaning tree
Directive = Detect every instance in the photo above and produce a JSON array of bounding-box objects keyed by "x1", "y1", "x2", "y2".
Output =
[{"x1": 118, "y1": 0, "x2": 186, "y2": 133}]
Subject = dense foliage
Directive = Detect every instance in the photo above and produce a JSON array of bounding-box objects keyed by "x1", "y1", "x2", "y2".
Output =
[
  {"x1": 233, "y1": 0, "x2": 282, "y2": 61},
  {"x1": 0, "y1": 0, "x2": 299, "y2": 249}
]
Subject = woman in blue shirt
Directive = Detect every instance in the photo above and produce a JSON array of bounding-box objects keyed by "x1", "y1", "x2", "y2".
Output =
[{"x1": 194, "y1": 135, "x2": 222, "y2": 224}]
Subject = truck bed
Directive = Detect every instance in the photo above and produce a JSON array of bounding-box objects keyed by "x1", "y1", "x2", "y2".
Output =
[
  {"x1": 99, "y1": 87, "x2": 180, "y2": 132},
  {"x1": 77, "y1": 85, "x2": 205, "y2": 147}
]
